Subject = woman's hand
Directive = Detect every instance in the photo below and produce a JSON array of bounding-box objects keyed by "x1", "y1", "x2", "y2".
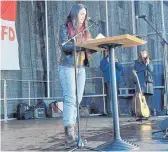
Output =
[
  {"x1": 115, "y1": 58, "x2": 118, "y2": 62},
  {"x1": 146, "y1": 58, "x2": 150, "y2": 65},
  {"x1": 86, "y1": 50, "x2": 92, "y2": 60},
  {"x1": 107, "y1": 57, "x2": 109, "y2": 62}
]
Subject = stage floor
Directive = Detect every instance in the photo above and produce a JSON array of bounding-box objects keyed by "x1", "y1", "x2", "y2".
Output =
[{"x1": 1, "y1": 116, "x2": 168, "y2": 151}]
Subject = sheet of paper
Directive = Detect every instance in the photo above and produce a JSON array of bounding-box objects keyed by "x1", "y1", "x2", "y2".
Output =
[{"x1": 95, "y1": 33, "x2": 106, "y2": 39}]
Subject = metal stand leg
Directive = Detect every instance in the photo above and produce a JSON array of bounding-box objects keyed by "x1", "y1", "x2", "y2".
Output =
[
  {"x1": 73, "y1": 40, "x2": 84, "y2": 148},
  {"x1": 97, "y1": 44, "x2": 139, "y2": 151},
  {"x1": 69, "y1": 40, "x2": 97, "y2": 152},
  {"x1": 152, "y1": 130, "x2": 165, "y2": 135}
]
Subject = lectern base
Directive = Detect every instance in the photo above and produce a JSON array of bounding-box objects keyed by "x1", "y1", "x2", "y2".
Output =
[{"x1": 97, "y1": 139, "x2": 139, "y2": 151}]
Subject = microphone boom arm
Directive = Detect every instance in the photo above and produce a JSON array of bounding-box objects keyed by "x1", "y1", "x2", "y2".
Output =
[
  {"x1": 141, "y1": 17, "x2": 168, "y2": 45},
  {"x1": 62, "y1": 22, "x2": 96, "y2": 46}
]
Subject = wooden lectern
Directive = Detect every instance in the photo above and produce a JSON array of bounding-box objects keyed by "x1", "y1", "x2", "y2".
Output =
[
  {"x1": 76, "y1": 34, "x2": 146, "y2": 151},
  {"x1": 76, "y1": 34, "x2": 146, "y2": 51}
]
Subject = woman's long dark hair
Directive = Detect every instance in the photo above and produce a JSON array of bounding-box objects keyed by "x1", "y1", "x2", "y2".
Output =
[
  {"x1": 65, "y1": 4, "x2": 88, "y2": 38},
  {"x1": 65, "y1": 4, "x2": 91, "y2": 67}
]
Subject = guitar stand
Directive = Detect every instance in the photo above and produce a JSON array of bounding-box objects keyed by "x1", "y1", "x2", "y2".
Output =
[
  {"x1": 128, "y1": 115, "x2": 149, "y2": 122},
  {"x1": 136, "y1": 117, "x2": 149, "y2": 122}
]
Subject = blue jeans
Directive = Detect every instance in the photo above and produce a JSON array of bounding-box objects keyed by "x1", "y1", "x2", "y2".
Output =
[{"x1": 58, "y1": 65, "x2": 86, "y2": 126}]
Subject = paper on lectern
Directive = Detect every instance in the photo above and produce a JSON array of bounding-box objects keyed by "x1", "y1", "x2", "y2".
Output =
[{"x1": 95, "y1": 33, "x2": 106, "y2": 39}]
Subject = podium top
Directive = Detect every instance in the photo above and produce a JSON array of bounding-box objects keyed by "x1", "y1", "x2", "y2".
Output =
[{"x1": 76, "y1": 34, "x2": 147, "y2": 51}]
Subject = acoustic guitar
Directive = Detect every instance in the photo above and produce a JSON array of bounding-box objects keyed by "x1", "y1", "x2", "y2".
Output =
[{"x1": 132, "y1": 70, "x2": 150, "y2": 118}]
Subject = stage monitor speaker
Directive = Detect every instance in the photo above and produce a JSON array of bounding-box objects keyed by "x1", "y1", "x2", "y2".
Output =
[{"x1": 159, "y1": 118, "x2": 168, "y2": 131}]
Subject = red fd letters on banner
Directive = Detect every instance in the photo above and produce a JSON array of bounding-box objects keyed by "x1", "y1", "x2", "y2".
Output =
[
  {"x1": 1, "y1": 25, "x2": 16, "y2": 41},
  {"x1": 0, "y1": 1, "x2": 20, "y2": 70}
]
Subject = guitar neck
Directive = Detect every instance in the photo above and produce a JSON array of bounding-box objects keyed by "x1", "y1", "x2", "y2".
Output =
[
  {"x1": 133, "y1": 70, "x2": 142, "y2": 94},
  {"x1": 136, "y1": 76, "x2": 142, "y2": 94}
]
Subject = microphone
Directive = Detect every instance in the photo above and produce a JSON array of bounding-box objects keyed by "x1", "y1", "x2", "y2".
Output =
[
  {"x1": 136, "y1": 15, "x2": 147, "y2": 19},
  {"x1": 88, "y1": 17, "x2": 99, "y2": 26}
]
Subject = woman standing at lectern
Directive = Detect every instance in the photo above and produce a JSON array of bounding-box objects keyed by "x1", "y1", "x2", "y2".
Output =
[{"x1": 58, "y1": 4, "x2": 95, "y2": 144}]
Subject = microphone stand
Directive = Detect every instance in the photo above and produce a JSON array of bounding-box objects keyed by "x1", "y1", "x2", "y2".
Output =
[
  {"x1": 62, "y1": 22, "x2": 98, "y2": 151},
  {"x1": 140, "y1": 17, "x2": 168, "y2": 45},
  {"x1": 139, "y1": 16, "x2": 168, "y2": 114}
]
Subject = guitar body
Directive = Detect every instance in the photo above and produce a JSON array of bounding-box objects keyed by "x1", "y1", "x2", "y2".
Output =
[
  {"x1": 132, "y1": 70, "x2": 150, "y2": 118},
  {"x1": 134, "y1": 92, "x2": 150, "y2": 118}
]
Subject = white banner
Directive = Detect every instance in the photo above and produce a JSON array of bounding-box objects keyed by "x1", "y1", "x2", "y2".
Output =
[{"x1": 1, "y1": 19, "x2": 20, "y2": 70}]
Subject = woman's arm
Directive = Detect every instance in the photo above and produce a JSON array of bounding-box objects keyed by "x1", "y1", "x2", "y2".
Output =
[
  {"x1": 147, "y1": 63, "x2": 153, "y2": 73},
  {"x1": 59, "y1": 25, "x2": 81, "y2": 53}
]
